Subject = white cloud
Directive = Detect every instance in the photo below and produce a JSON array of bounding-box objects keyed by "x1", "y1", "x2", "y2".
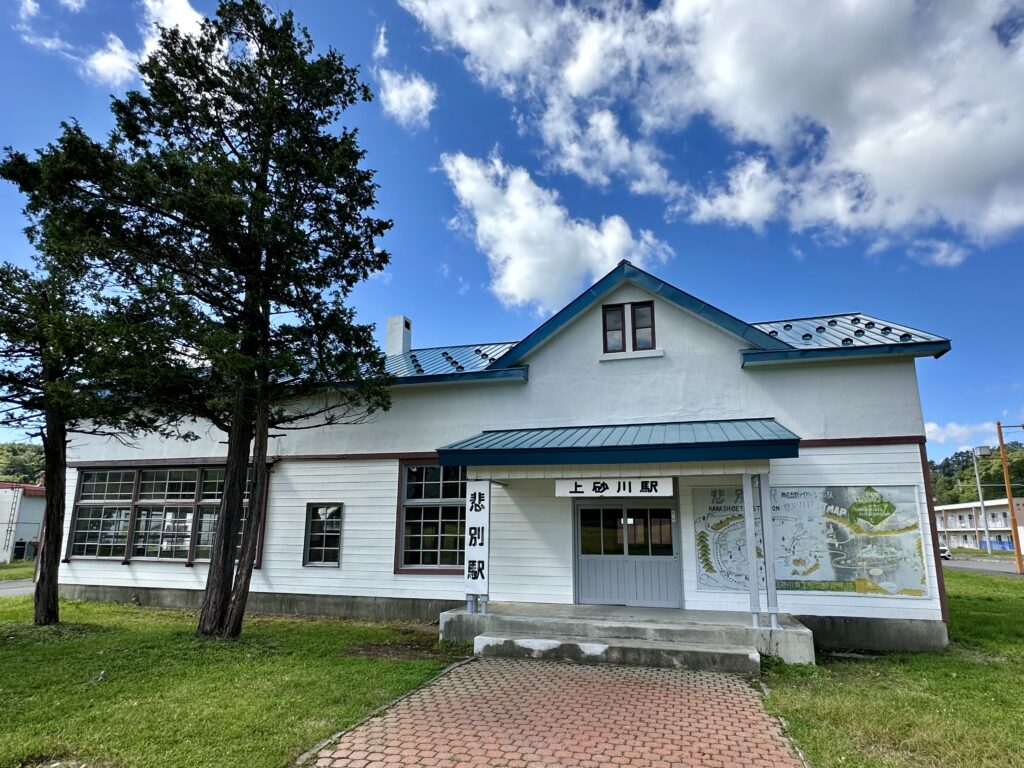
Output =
[
  {"x1": 378, "y1": 68, "x2": 437, "y2": 131},
  {"x1": 18, "y1": 0, "x2": 39, "y2": 22},
  {"x1": 82, "y1": 33, "x2": 137, "y2": 86},
  {"x1": 21, "y1": 0, "x2": 203, "y2": 87},
  {"x1": 400, "y1": 0, "x2": 1024, "y2": 258},
  {"x1": 926, "y1": 421, "x2": 998, "y2": 447},
  {"x1": 689, "y1": 157, "x2": 784, "y2": 231},
  {"x1": 373, "y1": 24, "x2": 388, "y2": 61},
  {"x1": 908, "y1": 239, "x2": 970, "y2": 268},
  {"x1": 440, "y1": 151, "x2": 673, "y2": 313}
]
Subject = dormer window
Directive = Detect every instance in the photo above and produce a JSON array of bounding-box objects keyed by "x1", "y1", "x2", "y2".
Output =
[
  {"x1": 631, "y1": 302, "x2": 655, "y2": 350},
  {"x1": 603, "y1": 301, "x2": 657, "y2": 354},
  {"x1": 603, "y1": 304, "x2": 626, "y2": 352}
]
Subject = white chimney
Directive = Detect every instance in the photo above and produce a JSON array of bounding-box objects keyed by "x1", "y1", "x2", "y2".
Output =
[{"x1": 386, "y1": 315, "x2": 412, "y2": 357}]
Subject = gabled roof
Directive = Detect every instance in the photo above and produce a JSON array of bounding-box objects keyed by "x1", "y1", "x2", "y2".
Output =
[
  {"x1": 437, "y1": 417, "x2": 800, "y2": 466},
  {"x1": 381, "y1": 261, "x2": 951, "y2": 382},
  {"x1": 487, "y1": 260, "x2": 792, "y2": 369}
]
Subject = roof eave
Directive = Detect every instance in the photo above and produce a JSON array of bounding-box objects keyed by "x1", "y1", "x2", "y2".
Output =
[
  {"x1": 438, "y1": 439, "x2": 800, "y2": 467},
  {"x1": 740, "y1": 340, "x2": 952, "y2": 368},
  {"x1": 391, "y1": 367, "x2": 529, "y2": 387}
]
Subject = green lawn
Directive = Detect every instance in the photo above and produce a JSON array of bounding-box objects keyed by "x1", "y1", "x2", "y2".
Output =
[
  {"x1": 765, "y1": 570, "x2": 1024, "y2": 768},
  {"x1": 0, "y1": 561, "x2": 35, "y2": 581},
  {"x1": 0, "y1": 598, "x2": 465, "y2": 768}
]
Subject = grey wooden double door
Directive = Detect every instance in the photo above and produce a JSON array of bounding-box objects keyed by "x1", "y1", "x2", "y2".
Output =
[{"x1": 576, "y1": 504, "x2": 681, "y2": 608}]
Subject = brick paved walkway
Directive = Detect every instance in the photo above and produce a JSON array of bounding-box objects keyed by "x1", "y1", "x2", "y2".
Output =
[{"x1": 314, "y1": 659, "x2": 803, "y2": 768}]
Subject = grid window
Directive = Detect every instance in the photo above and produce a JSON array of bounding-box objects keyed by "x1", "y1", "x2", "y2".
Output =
[
  {"x1": 603, "y1": 305, "x2": 625, "y2": 353},
  {"x1": 132, "y1": 506, "x2": 193, "y2": 559},
  {"x1": 631, "y1": 302, "x2": 655, "y2": 351},
  {"x1": 138, "y1": 469, "x2": 199, "y2": 500},
  {"x1": 305, "y1": 504, "x2": 343, "y2": 565},
  {"x1": 401, "y1": 464, "x2": 466, "y2": 568},
  {"x1": 193, "y1": 505, "x2": 250, "y2": 561},
  {"x1": 69, "y1": 506, "x2": 131, "y2": 557},
  {"x1": 200, "y1": 467, "x2": 253, "y2": 501},
  {"x1": 68, "y1": 465, "x2": 259, "y2": 565},
  {"x1": 79, "y1": 471, "x2": 135, "y2": 501}
]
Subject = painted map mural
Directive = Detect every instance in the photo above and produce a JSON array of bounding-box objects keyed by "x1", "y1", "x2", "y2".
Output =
[{"x1": 694, "y1": 485, "x2": 929, "y2": 597}]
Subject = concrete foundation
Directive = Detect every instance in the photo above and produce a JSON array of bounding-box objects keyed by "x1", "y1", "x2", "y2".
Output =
[
  {"x1": 58, "y1": 584, "x2": 461, "y2": 622},
  {"x1": 797, "y1": 615, "x2": 949, "y2": 652}
]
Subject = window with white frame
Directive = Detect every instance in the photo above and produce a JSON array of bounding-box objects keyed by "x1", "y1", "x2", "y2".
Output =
[
  {"x1": 68, "y1": 466, "x2": 256, "y2": 563},
  {"x1": 305, "y1": 503, "x2": 343, "y2": 565},
  {"x1": 399, "y1": 464, "x2": 467, "y2": 569}
]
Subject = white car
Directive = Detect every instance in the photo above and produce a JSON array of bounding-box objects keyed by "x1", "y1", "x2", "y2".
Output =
[{"x1": 939, "y1": 546, "x2": 952, "y2": 560}]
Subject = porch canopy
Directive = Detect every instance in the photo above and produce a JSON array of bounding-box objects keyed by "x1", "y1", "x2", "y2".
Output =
[{"x1": 437, "y1": 418, "x2": 800, "y2": 466}]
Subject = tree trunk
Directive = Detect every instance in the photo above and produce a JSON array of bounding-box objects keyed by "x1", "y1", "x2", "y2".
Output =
[
  {"x1": 222, "y1": 390, "x2": 270, "y2": 639},
  {"x1": 196, "y1": 383, "x2": 255, "y2": 637},
  {"x1": 35, "y1": 406, "x2": 67, "y2": 626}
]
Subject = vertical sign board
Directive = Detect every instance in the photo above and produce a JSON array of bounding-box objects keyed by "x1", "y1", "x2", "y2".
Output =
[{"x1": 464, "y1": 480, "x2": 490, "y2": 595}]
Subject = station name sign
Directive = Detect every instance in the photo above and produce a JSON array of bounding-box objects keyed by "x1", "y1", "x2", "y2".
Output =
[{"x1": 554, "y1": 478, "x2": 673, "y2": 497}]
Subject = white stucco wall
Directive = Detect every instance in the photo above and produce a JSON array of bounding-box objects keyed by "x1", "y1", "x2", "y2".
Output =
[{"x1": 64, "y1": 284, "x2": 926, "y2": 465}]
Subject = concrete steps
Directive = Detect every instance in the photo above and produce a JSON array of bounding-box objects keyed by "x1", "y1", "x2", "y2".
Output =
[
  {"x1": 466, "y1": 612, "x2": 759, "y2": 647},
  {"x1": 474, "y1": 631, "x2": 761, "y2": 675}
]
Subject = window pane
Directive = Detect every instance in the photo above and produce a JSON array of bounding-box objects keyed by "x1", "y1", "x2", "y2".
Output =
[
  {"x1": 650, "y1": 509, "x2": 673, "y2": 556},
  {"x1": 79, "y1": 471, "x2": 135, "y2": 501},
  {"x1": 627, "y1": 509, "x2": 649, "y2": 556},
  {"x1": 580, "y1": 509, "x2": 602, "y2": 555},
  {"x1": 634, "y1": 327, "x2": 653, "y2": 350},
  {"x1": 402, "y1": 498, "x2": 466, "y2": 568},
  {"x1": 604, "y1": 307, "x2": 623, "y2": 330},
  {"x1": 602, "y1": 509, "x2": 624, "y2": 555},
  {"x1": 70, "y1": 506, "x2": 130, "y2": 557},
  {"x1": 605, "y1": 330, "x2": 624, "y2": 352},
  {"x1": 633, "y1": 305, "x2": 652, "y2": 328}
]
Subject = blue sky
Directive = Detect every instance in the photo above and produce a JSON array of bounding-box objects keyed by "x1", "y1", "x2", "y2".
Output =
[{"x1": 3, "y1": 0, "x2": 1023, "y2": 458}]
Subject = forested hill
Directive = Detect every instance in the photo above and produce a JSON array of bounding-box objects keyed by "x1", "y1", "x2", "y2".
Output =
[
  {"x1": 930, "y1": 442, "x2": 1024, "y2": 506},
  {"x1": 0, "y1": 443, "x2": 43, "y2": 484}
]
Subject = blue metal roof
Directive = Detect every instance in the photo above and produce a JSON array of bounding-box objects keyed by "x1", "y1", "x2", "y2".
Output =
[
  {"x1": 744, "y1": 313, "x2": 950, "y2": 366},
  {"x1": 437, "y1": 418, "x2": 800, "y2": 466},
  {"x1": 385, "y1": 342, "x2": 521, "y2": 384}
]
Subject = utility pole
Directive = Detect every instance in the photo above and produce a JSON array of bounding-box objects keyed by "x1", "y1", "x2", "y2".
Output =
[
  {"x1": 972, "y1": 447, "x2": 992, "y2": 554},
  {"x1": 996, "y1": 422, "x2": 1024, "y2": 575}
]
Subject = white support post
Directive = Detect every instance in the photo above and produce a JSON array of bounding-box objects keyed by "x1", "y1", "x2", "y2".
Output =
[
  {"x1": 742, "y1": 473, "x2": 762, "y2": 629},
  {"x1": 757, "y1": 473, "x2": 780, "y2": 629}
]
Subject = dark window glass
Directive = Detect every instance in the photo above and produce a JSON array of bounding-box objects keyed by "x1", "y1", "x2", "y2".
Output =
[
  {"x1": 579, "y1": 508, "x2": 602, "y2": 555},
  {"x1": 602, "y1": 509, "x2": 625, "y2": 555},
  {"x1": 649, "y1": 508, "x2": 673, "y2": 556},
  {"x1": 627, "y1": 509, "x2": 650, "y2": 555},
  {"x1": 69, "y1": 506, "x2": 131, "y2": 557}
]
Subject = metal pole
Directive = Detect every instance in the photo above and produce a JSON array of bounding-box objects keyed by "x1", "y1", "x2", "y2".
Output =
[
  {"x1": 973, "y1": 451, "x2": 991, "y2": 554},
  {"x1": 996, "y1": 423, "x2": 1024, "y2": 575},
  {"x1": 742, "y1": 473, "x2": 761, "y2": 628},
  {"x1": 757, "y1": 473, "x2": 780, "y2": 629}
]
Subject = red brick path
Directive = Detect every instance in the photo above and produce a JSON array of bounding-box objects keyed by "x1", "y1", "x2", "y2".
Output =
[{"x1": 314, "y1": 659, "x2": 803, "y2": 768}]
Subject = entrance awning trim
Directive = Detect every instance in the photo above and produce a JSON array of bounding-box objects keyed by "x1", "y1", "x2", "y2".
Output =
[{"x1": 438, "y1": 418, "x2": 800, "y2": 467}]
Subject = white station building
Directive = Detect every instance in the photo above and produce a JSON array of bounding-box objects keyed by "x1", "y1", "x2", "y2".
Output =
[{"x1": 59, "y1": 262, "x2": 953, "y2": 667}]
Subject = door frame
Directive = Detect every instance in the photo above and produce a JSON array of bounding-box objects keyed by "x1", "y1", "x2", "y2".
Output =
[{"x1": 571, "y1": 488, "x2": 684, "y2": 608}]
